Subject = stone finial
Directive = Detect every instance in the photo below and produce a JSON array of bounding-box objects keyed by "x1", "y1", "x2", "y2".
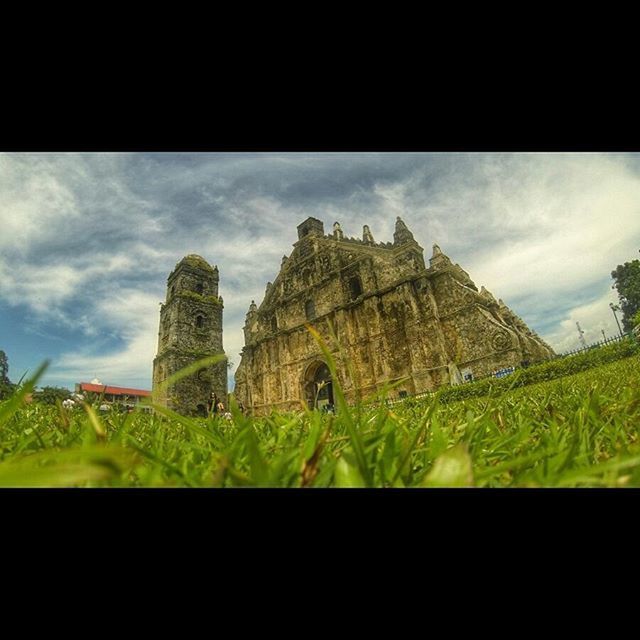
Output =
[
  {"x1": 281, "y1": 255, "x2": 288, "y2": 266},
  {"x1": 363, "y1": 224, "x2": 375, "y2": 244},
  {"x1": 393, "y1": 216, "x2": 415, "y2": 245},
  {"x1": 429, "y1": 243, "x2": 450, "y2": 269},
  {"x1": 246, "y1": 300, "x2": 257, "y2": 321},
  {"x1": 333, "y1": 221, "x2": 344, "y2": 240},
  {"x1": 480, "y1": 286, "x2": 498, "y2": 305}
]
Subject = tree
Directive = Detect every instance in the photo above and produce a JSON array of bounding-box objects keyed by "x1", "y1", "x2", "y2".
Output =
[
  {"x1": 611, "y1": 252, "x2": 640, "y2": 332},
  {"x1": 0, "y1": 350, "x2": 8, "y2": 384},
  {"x1": 0, "y1": 350, "x2": 16, "y2": 400},
  {"x1": 0, "y1": 380, "x2": 14, "y2": 400},
  {"x1": 33, "y1": 386, "x2": 71, "y2": 405}
]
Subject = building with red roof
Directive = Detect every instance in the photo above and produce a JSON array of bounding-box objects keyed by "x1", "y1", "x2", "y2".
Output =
[{"x1": 75, "y1": 380, "x2": 151, "y2": 407}]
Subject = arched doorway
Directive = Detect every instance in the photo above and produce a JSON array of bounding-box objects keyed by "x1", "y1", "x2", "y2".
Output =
[{"x1": 303, "y1": 362, "x2": 334, "y2": 411}]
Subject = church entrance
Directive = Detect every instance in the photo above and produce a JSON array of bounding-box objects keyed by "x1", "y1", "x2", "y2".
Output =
[{"x1": 303, "y1": 362, "x2": 334, "y2": 411}]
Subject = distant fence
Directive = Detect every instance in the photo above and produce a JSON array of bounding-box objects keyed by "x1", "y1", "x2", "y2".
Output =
[{"x1": 558, "y1": 332, "x2": 629, "y2": 358}]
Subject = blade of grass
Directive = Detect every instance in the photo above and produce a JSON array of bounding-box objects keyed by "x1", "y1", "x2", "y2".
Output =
[
  {"x1": 306, "y1": 323, "x2": 371, "y2": 486},
  {"x1": 422, "y1": 443, "x2": 474, "y2": 487},
  {"x1": 83, "y1": 402, "x2": 107, "y2": 441},
  {"x1": 557, "y1": 452, "x2": 640, "y2": 486},
  {"x1": 149, "y1": 402, "x2": 225, "y2": 447},
  {"x1": 391, "y1": 397, "x2": 440, "y2": 485},
  {"x1": 0, "y1": 444, "x2": 138, "y2": 487},
  {"x1": 0, "y1": 360, "x2": 49, "y2": 427},
  {"x1": 150, "y1": 354, "x2": 227, "y2": 404},
  {"x1": 125, "y1": 437, "x2": 195, "y2": 486}
]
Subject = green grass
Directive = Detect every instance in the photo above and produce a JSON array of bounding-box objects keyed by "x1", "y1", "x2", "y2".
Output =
[{"x1": 0, "y1": 347, "x2": 639, "y2": 488}]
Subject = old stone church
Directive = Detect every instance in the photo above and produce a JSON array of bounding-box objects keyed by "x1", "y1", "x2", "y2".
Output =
[{"x1": 233, "y1": 216, "x2": 554, "y2": 415}]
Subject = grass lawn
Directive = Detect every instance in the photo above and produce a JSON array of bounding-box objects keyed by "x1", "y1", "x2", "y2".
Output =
[{"x1": 0, "y1": 346, "x2": 638, "y2": 488}]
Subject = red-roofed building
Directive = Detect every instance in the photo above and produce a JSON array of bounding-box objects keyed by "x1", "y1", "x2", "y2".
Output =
[{"x1": 75, "y1": 381, "x2": 151, "y2": 407}]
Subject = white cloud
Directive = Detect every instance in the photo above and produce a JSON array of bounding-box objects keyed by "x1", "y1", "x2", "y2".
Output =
[
  {"x1": 460, "y1": 154, "x2": 640, "y2": 306},
  {"x1": 47, "y1": 290, "x2": 161, "y2": 387},
  {"x1": 542, "y1": 286, "x2": 625, "y2": 353},
  {"x1": 0, "y1": 153, "x2": 81, "y2": 252},
  {"x1": 0, "y1": 153, "x2": 170, "y2": 314},
  {"x1": 48, "y1": 327, "x2": 157, "y2": 388},
  {"x1": 0, "y1": 261, "x2": 84, "y2": 312}
]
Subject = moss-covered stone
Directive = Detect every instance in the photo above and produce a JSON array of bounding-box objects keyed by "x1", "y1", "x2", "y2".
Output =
[
  {"x1": 176, "y1": 290, "x2": 222, "y2": 305},
  {"x1": 180, "y1": 254, "x2": 216, "y2": 272},
  {"x1": 153, "y1": 254, "x2": 227, "y2": 416}
]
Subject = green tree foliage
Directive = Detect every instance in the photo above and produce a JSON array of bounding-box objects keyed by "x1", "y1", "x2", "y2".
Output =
[
  {"x1": 0, "y1": 381, "x2": 15, "y2": 401},
  {"x1": 0, "y1": 382, "x2": 14, "y2": 400},
  {"x1": 0, "y1": 350, "x2": 16, "y2": 400},
  {"x1": 611, "y1": 253, "x2": 640, "y2": 331},
  {"x1": 0, "y1": 350, "x2": 8, "y2": 383},
  {"x1": 33, "y1": 386, "x2": 71, "y2": 405}
]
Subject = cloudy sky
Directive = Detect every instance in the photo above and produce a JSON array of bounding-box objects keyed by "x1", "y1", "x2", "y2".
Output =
[{"x1": 1, "y1": 152, "x2": 639, "y2": 391}]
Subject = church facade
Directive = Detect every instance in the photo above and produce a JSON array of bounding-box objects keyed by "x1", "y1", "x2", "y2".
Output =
[
  {"x1": 234, "y1": 217, "x2": 554, "y2": 415},
  {"x1": 152, "y1": 254, "x2": 228, "y2": 416}
]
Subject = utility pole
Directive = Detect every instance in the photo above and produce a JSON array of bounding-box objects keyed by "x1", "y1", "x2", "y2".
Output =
[
  {"x1": 609, "y1": 303, "x2": 623, "y2": 338},
  {"x1": 576, "y1": 321, "x2": 587, "y2": 349}
]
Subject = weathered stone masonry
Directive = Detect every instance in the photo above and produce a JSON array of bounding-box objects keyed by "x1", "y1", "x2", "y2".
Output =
[
  {"x1": 234, "y1": 217, "x2": 554, "y2": 415},
  {"x1": 152, "y1": 255, "x2": 228, "y2": 416}
]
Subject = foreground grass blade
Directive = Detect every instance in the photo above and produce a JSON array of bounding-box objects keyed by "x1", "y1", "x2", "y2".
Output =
[
  {"x1": 0, "y1": 445, "x2": 139, "y2": 487},
  {"x1": 150, "y1": 354, "x2": 227, "y2": 404},
  {"x1": 422, "y1": 444, "x2": 474, "y2": 487},
  {"x1": 150, "y1": 403, "x2": 223, "y2": 445},
  {"x1": 306, "y1": 323, "x2": 372, "y2": 486},
  {"x1": 0, "y1": 361, "x2": 49, "y2": 427}
]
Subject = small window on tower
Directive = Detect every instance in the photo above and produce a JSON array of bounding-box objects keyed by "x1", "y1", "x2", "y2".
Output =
[
  {"x1": 271, "y1": 316, "x2": 278, "y2": 332},
  {"x1": 305, "y1": 300, "x2": 316, "y2": 320},
  {"x1": 349, "y1": 276, "x2": 363, "y2": 301},
  {"x1": 196, "y1": 315, "x2": 205, "y2": 328},
  {"x1": 195, "y1": 283, "x2": 204, "y2": 294}
]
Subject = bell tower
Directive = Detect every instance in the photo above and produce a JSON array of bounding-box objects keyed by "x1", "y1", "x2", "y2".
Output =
[{"x1": 152, "y1": 254, "x2": 227, "y2": 416}]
